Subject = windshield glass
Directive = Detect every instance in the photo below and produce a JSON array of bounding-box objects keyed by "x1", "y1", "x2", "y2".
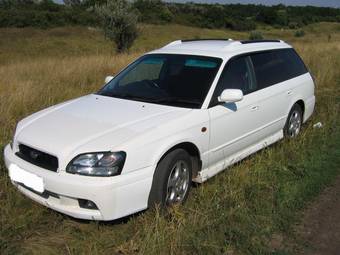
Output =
[{"x1": 97, "y1": 54, "x2": 222, "y2": 108}]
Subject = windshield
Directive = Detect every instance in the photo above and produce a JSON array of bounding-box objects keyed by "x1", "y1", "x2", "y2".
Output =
[{"x1": 97, "y1": 54, "x2": 222, "y2": 108}]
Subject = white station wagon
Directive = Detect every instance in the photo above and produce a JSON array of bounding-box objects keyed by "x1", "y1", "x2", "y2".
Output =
[{"x1": 4, "y1": 39, "x2": 315, "y2": 221}]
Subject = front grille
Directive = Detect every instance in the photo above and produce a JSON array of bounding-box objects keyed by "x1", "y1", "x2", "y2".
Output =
[{"x1": 16, "y1": 144, "x2": 58, "y2": 171}]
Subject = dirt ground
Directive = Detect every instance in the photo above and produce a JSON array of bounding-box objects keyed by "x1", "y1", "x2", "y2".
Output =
[{"x1": 295, "y1": 175, "x2": 340, "y2": 255}]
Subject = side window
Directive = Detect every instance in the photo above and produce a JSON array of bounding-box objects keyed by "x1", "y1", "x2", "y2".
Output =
[
  {"x1": 210, "y1": 56, "x2": 256, "y2": 106},
  {"x1": 250, "y1": 51, "x2": 283, "y2": 89},
  {"x1": 276, "y1": 49, "x2": 308, "y2": 79},
  {"x1": 250, "y1": 49, "x2": 308, "y2": 90}
]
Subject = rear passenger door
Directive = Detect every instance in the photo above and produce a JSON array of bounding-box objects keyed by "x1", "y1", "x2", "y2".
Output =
[
  {"x1": 249, "y1": 48, "x2": 308, "y2": 137},
  {"x1": 248, "y1": 50, "x2": 289, "y2": 137}
]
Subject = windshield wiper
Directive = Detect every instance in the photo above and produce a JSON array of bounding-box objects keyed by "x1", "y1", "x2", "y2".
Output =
[
  {"x1": 102, "y1": 92, "x2": 151, "y2": 102},
  {"x1": 99, "y1": 92, "x2": 201, "y2": 107},
  {"x1": 151, "y1": 97, "x2": 201, "y2": 107}
]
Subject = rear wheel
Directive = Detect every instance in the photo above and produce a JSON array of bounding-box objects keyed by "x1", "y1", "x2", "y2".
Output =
[
  {"x1": 284, "y1": 104, "x2": 303, "y2": 138},
  {"x1": 148, "y1": 149, "x2": 192, "y2": 208}
]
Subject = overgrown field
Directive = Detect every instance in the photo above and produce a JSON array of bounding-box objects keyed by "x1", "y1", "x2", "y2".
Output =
[{"x1": 0, "y1": 23, "x2": 340, "y2": 254}]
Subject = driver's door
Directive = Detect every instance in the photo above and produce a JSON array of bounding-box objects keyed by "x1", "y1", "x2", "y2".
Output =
[{"x1": 207, "y1": 55, "x2": 262, "y2": 173}]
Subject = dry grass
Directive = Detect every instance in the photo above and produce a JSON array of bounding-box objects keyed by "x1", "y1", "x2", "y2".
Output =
[{"x1": 0, "y1": 23, "x2": 339, "y2": 254}]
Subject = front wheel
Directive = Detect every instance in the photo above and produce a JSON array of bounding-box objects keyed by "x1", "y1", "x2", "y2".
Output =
[
  {"x1": 148, "y1": 149, "x2": 192, "y2": 208},
  {"x1": 284, "y1": 104, "x2": 303, "y2": 138}
]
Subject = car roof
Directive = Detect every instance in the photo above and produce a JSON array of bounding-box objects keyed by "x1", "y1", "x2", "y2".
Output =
[{"x1": 149, "y1": 39, "x2": 292, "y2": 59}]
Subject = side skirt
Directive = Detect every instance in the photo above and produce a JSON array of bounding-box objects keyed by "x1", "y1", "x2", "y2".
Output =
[{"x1": 193, "y1": 130, "x2": 284, "y2": 183}]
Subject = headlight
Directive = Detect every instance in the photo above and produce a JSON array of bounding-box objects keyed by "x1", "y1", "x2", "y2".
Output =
[{"x1": 66, "y1": 152, "x2": 126, "y2": 177}]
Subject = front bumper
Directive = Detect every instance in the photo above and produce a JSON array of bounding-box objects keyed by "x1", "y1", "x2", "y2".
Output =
[
  {"x1": 4, "y1": 144, "x2": 154, "y2": 221},
  {"x1": 303, "y1": 95, "x2": 315, "y2": 123}
]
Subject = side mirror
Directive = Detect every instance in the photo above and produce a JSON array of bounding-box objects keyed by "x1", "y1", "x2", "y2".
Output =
[
  {"x1": 218, "y1": 89, "x2": 243, "y2": 103},
  {"x1": 105, "y1": 76, "x2": 114, "y2": 84}
]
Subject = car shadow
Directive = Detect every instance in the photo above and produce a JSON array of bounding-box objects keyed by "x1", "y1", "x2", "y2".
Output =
[{"x1": 222, "y1": 102, "x2": 237, "y2": 111}]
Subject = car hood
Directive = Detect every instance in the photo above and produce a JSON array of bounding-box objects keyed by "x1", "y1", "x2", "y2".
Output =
[{"x1": 15, "y1": 94, "x2": 191, "y2": 164}]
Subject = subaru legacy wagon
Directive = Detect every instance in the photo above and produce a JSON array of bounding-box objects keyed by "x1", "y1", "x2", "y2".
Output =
[{"x1": 4, "y1": 39, "x2": 315, "y2": 220}]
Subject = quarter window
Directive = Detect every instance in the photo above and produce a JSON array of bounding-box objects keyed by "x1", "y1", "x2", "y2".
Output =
[{"x1": 250, "y1": 48, "x2": 308, "y2": 89}]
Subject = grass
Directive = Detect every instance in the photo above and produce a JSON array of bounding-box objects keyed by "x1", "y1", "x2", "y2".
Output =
[{"x1": 0, "y1": 22, "x2": 340, "y2": 254}]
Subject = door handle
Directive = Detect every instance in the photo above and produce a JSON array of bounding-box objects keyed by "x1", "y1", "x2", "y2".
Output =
[
  {"x1": 251, "y1": 106, "x2": 259, "y2": 111},
  {"x1": 287, "y1": 90, "x2": 293, "y2": 96}
]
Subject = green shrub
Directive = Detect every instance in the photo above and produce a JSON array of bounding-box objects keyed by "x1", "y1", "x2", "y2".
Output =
[
  {"x1": 294, "y1": 29, "x2": 305, "y2": 37},
  {"x1": 134, "y1": 0, "x2": 173, "y2": 24},
  {"x1": 249, "y1": 30, "x2": 264, "y2": 40},
  {"x1": 288, "y1": 21, "x2": 300, "y2": 29},
  {"x1": 95, "y1": 0, "x2": 139, "y2": 53},
  {"x1": 0, "y1": 8, "x2": 99, "y2": 28},
  {"x1": 230, "y1": 19, "x2": 256, "y2": 31}
]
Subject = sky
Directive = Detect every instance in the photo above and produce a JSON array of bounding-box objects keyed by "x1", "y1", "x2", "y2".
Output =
[{"x1": 168, "y1": 0, "x2": 340, "y2": 8}]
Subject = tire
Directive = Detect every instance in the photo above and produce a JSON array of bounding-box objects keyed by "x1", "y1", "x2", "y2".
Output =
[
  {"x1": 284, "y1": 104, "x2": 303, "y2": 138},
  {"x1": 148, "y1": 148, "x2": 192, "y2": 208}
]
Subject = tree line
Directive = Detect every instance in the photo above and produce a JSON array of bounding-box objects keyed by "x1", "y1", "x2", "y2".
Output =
[
  {"x1": 1, "y1": 0, "x2": 339, "y2": 29},
  {"x1": 1, "y1": 0, "x2": 340, "y2": 52}
]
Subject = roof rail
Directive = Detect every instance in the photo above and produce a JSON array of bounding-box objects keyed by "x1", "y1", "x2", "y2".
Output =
[
  {"x1": 240, "y1": 39, "x2": 282, "y2": 44},
  {"x1": 163, "y1": 40, "x2": 182, "y2": 48},
  {"x1": 181, "y1": 38, "x2": 233, "y2": 42}
]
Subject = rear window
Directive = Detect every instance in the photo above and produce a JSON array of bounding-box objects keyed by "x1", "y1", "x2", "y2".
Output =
[{"x1": 251, "y1": 48, "x2": 308, "y2": 89}]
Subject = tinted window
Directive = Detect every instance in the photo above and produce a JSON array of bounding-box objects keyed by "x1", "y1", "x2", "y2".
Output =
[
  {"x1": 210, "y1": 56, "x2": 256, "y2": 106},
  {"x1": 250, "y1": 48, "x2": 308, "y2": 89},
  {"x1": 119, "y1": 57, "x2": 164, "y2": 86},
  {"x1": 98, "y1": 54, "x2": 222, "y2": 109}
]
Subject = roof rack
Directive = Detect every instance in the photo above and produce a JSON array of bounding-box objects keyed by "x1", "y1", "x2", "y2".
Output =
[
  {"x1": 162, "y1": 38, "x2": 285, "y2": 50},
  {"x1": 240, "y1": 39, "x2": 282, "y2": 44},
  {"x1": 181, "y1": 38, "x2": 233, "y2": 42}
]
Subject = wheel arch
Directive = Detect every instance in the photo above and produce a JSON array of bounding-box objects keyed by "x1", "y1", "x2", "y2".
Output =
[
  {"x1": 156, "y1": 142, "x2": 202, "y2": 179},
  {"x1": 288, "y1": 98, "x2": 305, "y2": 120},
  {"x1": 295, "y1": 99, "x2": 305, "y2": 119}
]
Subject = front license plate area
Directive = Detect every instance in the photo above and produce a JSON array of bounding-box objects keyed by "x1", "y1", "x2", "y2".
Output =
[{"x1": 9, "y1": 164, "x2": 44, "y2": 193}]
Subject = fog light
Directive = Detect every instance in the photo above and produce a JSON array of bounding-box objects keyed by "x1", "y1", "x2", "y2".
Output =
[{"x1": 78, "y1": 199, "x2": 98, "y2": 210}]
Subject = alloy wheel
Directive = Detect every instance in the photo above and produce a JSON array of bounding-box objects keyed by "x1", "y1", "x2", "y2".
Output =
[
  {"x1": 287, "y1": 110, "x2": 302, "y2": 137},
  {"x1": 166, "y1": 160, "x2": 190, "y2": 205}
]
